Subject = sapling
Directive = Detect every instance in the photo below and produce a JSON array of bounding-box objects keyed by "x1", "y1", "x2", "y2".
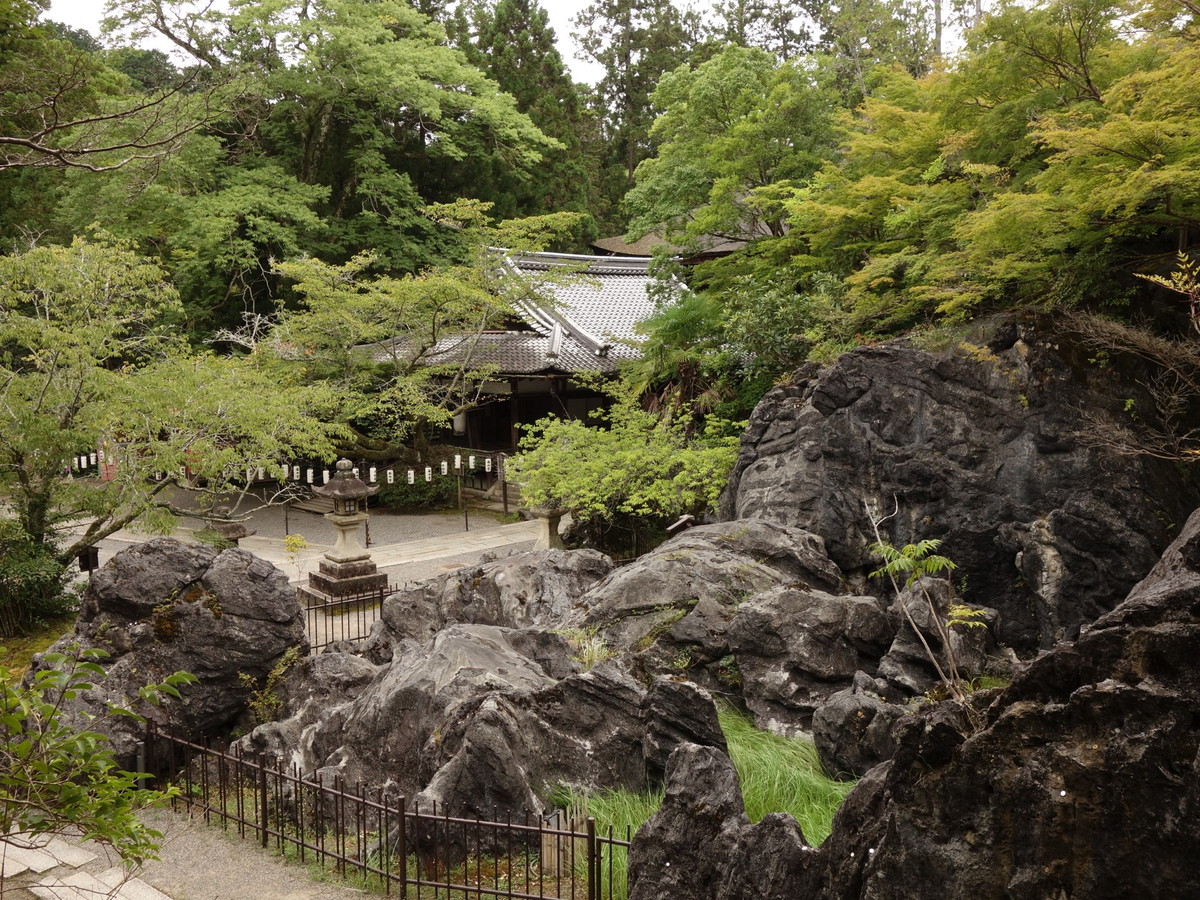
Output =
[{"x1": 867, "y1": 505, "x2": 973, "y2": 705}]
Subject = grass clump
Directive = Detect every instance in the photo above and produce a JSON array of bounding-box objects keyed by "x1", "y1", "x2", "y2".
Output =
[
  {"x1": 564, "y1": 706, "x2": 855, "y2": 898},
  {"x1": 718, "y1": 706, "x2": 853, "y2": 843}
]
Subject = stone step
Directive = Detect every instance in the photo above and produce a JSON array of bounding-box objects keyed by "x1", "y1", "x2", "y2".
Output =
[
  {"x1": 1, "y1": 835, "x2": 96, "y2": 877},
  {"x1": 31, "y1": 867, "x2": 171, "y2": 900}
]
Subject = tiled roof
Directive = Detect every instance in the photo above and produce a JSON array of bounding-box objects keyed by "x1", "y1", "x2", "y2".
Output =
[
  {"x1": 421, "y1": 330, "x2": 628, "y2": 376},
  {"x1": 375, "y1": 251, "x2": 668, "y2": 377},
  {"x1": 501, "y1": 251, "x2": 666, "y2": 374}
]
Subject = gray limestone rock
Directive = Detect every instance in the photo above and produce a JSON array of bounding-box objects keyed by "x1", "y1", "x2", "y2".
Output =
[
  {"x1": 720, "y1": 327, "x2": 1198, "y2": 649},
  {"x1": 578, "y1": 519, "x2": 844, "y2": 688},
  {"x1": 300, "y1": 624, "x2": 568, "y2": 793},
  {"x1": 641, "y1": 676, "x2": 729, "y2": 782},
  {"x1": 811, "y1": 673, "x2": 905, "y2": 779},
  {"x1": 627, "y1": 744, "x2": 816, "y2": 900},
  {"x1": 363, "y1": 548, "x2": 612, "y2": 661},
  {"x1": 728, "y1": 586, "x2": 893, "y2": 733},
  {"x1": 33, "y1": 538, "x2": 307, "y2": 765},
  {"x1": 627, "y1": 744, "x2": 751, "y2": 900}
]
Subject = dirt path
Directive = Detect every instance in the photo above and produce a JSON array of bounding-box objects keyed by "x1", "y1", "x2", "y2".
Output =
[{"x1": 131, "y1": 807, "x2": 373, "y2": 900}]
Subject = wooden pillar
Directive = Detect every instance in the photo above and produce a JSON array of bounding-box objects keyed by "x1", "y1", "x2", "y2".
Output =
[{"x1": 509, "y1": 378, "x2": 520, "y2": 452}]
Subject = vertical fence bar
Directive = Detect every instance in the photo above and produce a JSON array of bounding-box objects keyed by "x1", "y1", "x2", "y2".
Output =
[
  {"x1": 258, "y1": 753, "x2": 269, "y2": 848},
  {"x1": 399, "y1": 796, "x2": 407, "y2": 900},
  {"x1": 586, "y1": 817, "x2": 597, "y2": 900},
  {"x1": 145, "y1": 733, "x2": 644, "y2": 900}
]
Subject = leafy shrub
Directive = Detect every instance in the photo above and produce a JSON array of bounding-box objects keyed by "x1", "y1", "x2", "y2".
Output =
[
  {"x1": 1, "y1": 646, "x2": 195, "y2": 863},
  {"x1": 376, "y1": 473, "x2": 457, "y2": 510},
  {"x1": 0, "y1": 523, "x2": 76, "y2": 638},
  {"x1": 509, "y1": 395, "x2": 741, "y2": 556}
]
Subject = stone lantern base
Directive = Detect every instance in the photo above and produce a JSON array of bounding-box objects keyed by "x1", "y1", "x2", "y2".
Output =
[{"x1": 298, "y1": 558, "x2": 388, "y2": 608}]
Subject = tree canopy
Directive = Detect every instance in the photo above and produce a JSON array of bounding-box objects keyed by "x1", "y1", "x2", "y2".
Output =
[
  {"x1": 2, "y1": 0, "x2": 1199, "y2": 568},
  {"x1": 0, "y1": 238, "x2": 341, "y2": 561}
]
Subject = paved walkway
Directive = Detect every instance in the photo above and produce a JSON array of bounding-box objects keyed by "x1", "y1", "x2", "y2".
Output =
[
  {"x1": 90, "y1": 502, "x2": 544, "y2": 588},
  {"x1": 2, "y1": 831, "x2": 174, "y2": 900}
]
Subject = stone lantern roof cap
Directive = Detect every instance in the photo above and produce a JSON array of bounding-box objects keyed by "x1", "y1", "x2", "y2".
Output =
[{"x1": 312, "y1": 459, "x2": 378, "y2": 500}]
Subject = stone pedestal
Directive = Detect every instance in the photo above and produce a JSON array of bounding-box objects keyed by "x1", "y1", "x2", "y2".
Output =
[{"x1": 531, "y1": 507, "x2": 566, "y2": 551}]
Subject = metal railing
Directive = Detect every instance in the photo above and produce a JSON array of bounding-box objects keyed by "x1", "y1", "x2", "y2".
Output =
[
  {"x1": 303, "y1": 583, "x2": 398, "y2": 653},
  {"x1": 143, "y1": 726, "x2": 633, "y2": 899}
]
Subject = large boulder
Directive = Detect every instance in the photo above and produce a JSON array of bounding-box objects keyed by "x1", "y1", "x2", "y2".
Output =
[
  {"x1": 234, "y1": 651, "x2": 382, "y2": 773},
  {"x1": 625, "y1": 504, "x2": 1200, "y2": 898},
  {"x1": 240, "y1": 618, "x2": 729, "y2": 831},
  {"x1": 268, "y1": 624, "x2": 570, "y2": 793},
  {"x1": 362, "y1": 548, "x2": 613, "y2": 661},
  {"x1": 811, "y1": 673, "x2": 906, "y2": 779},
  {"x1": 415, "y1": 664, "x2": 651, "y2": 819},
  {"x1": 33, "y1": 538, "x2": 307, "y2": 764},
  {"x1": 875, "y1": 576, "x2": 1000, "y2": 696},
  {"x1": 720, "y1": 323, "x2": 1198, "y2": 649},
  {"x1": 412, "y1": 672, "x2": 728, "y2": 869},
  {"x1": 727, "y1": 586, "x2": 893, "y2": 734},
  {"x1": 578, "y1": 519, "x2": 843, "y2": 685},
  {"x1": 812, "y1": 517, "x2": 1200, "y2": 899},
  {"x1": 627, "y1": 744, "x2": 815, "y2": 900}
]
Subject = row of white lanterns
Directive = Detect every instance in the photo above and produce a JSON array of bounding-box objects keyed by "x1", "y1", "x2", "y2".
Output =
[
  {"x1": 283, "y1": 454, "x2": 493, "y2": 486},
  {"x1": 70, "y1": 452, "x2": 496, "y2": 486}
]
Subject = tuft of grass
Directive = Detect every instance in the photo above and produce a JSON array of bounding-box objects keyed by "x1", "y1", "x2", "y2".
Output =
[
  {"x1": 718, "y1": 706, "x2": 853, "y2": 843},
  {"x1": 564, "y1": 706, "x2": 857, "y2": 898}
]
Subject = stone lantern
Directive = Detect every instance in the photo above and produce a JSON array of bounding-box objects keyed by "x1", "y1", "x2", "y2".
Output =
[{"x1": 298, "y1": 459, "x2": 386, "y2": 607}]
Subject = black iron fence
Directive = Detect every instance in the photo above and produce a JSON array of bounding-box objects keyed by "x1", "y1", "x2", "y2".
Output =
[
  {"x1": 303, "y1": 583, "x2": 398, "y2": 654},
  {"x1": 143, "y1": 726, "x2": 633, "y2": 899}
]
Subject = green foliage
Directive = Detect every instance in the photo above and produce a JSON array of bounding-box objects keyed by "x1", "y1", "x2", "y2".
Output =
[
  {"x1": 0, "y1": 237, "x2": 343, "y2": 560},
  {"x1": 0, "y1": 522, "x2": 75, "y2": 638},
  {"x1": 451, "y1": 0, "x2": 593, "y2": 229},
  {"x1": 948, "y1": 603, "x2": 989, "y2": 630},
  {"x1": 869, "y1": 531, "x2": 974, "y2": 705},
  {"x1": 263, "y1": 204, "x2": 584, "y2": 453},
  {"x1": 572, "y1": 0, "x2": 703, "y2": 225},
  {"x1": 718, "y1": 706, "x2": 855, "y2": 836},
  {"x1": 0, "y1": 646, "x2": 196, "y2": 864},
  {"x1": 708, "y1": 0, "x2": 812, "y2": 58},
  {"x1": 869, "y1": 538, "x2": 957, "y2": 588},
  {"x1": 239, "y1": 646, "x2": 302, "y2": 726},
  {"x1": 507, "y1": 393, "x2": 741, "y2": 550},
  {"x1": 376, "y1": 474, "x2": 458, "y2": 510},
  {"x1": 0, "y1": 7, "x2": 214, "y2": 171},
  {"x1": 625, "y1": 45, "x2": 837, "y2": 247},
  {"x1": 1135, "y1": 252, "x2": 1200, "y2": 333},
  {"x1": 558, "y1": 627, "x2": 616, "y2": 670}
]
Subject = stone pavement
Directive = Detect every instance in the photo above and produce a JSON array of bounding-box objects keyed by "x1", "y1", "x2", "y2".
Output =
[
  {"x1": 240, "y1": 516, "x2": 543, "y2": 585},
  {"x1": 2, "y1": 832, "x2": 170, "y2": 900},
  {"x1": 88, "y1": 503, "x2": 546, "y2": 588},
  {"x1": 2, "y1": 808, "x2": 374, "y2": 900}
]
